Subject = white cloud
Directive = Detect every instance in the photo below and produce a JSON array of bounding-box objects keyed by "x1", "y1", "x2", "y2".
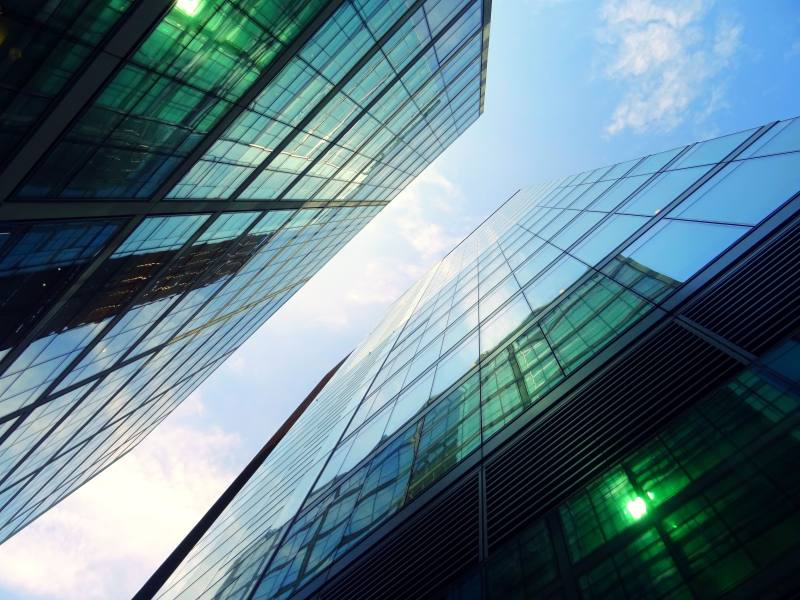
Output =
[
  {"x1": 391, "y1": 168, "x2": 467, "y2": 259},
  {"x1": 223, "y1": 352, "x2": 248, "y2": 376},
  {"x1": 346, "y1": 261, "x2": 423, "y2": 306},
  {"x1": 787, "y1": 38, "x2": 800, "y2": 59},
  {"x1": 0, "y1": 393, "x2": 240, "y2": 600},
  {"x1": 260, "y1": 166, "x2": 472, "y2": 333},
  {"x1": 599, "y1": 0, "x2": 742, "y2": 135}
]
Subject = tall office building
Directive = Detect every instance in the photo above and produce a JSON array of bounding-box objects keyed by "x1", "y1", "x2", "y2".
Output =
[
  {"x1": 141, "y1": 118, "x2": 800, "y2": 599},
  {"x1": 0, "y1": 0, "x2": 491, "y2": 541}
]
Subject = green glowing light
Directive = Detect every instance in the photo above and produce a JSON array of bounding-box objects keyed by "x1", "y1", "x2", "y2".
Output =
[
  {"x1": 626, "y1": 496, "x2": 647, "y2": 520},
  {"x1": 175, "y1": 0, "x2": 202, "y2": 16}
]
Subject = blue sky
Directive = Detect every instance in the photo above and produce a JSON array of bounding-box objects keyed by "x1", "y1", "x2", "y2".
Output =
[{"x1": 0, "y1": 1, "x2": 798, "y2": 598}]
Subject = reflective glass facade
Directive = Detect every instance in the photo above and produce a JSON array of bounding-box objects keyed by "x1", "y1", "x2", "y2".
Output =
[
  {"x1": 0, "y1": 0, "x2": 490, "y2": 542},
  {"x1": 146, "y1": 117, "x2": 800, "y2": 599}
]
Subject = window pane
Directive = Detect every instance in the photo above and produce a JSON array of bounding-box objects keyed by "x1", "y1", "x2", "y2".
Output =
[
  {"x1": 619, "y1": 166, "x2": 709, "y2": 217},
  {"x1": 610, "y1": 219, "x2": 748, "y2": 290},
  {"x1": 480, "y1": 294, "x2": 532, "y2": 355},
  {"x1": 523, "y1": 256, "x2": 587, "y2": 313},
  {"x1": 670, "y1": 153, "x2": 800, "y2": 225},
  {"x1": 572, "y1": 214, "x2": 648, "y2": 266}
]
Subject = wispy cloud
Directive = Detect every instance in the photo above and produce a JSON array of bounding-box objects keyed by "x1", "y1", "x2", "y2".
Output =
[
  {"x1": 266, "y1": 166, "x2": 472, "y2": 332},
  {"x1": 391, "y1": 168, "x2": 466, "y2": 260},
  {"x1": 788, "y1": 38, "x2": 800, "y2": 59},
  {"x1": 599, "y1": 0, "x2": 742, "y2": 135},
  {"x1": 346, "y1": 261, "x2": 423, "y2": 306},
  {"x1": 0, "y1": 393, "x2": 239, "y2": 600}
]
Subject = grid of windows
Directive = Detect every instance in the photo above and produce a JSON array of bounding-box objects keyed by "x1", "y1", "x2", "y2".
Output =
[
  {"x1": 0, "y1": 0, "x2": 133, "y2": 163},
  {"x1": 16, "y1": 0, "x2": 328, "y2": 198},
  {"x1": 149, "y1": 117, "x2": 800, "y2": 599},
  {"x1": 168, "y1": 0, "x2": 483, "y2": 202},
  {"x1": 0, "y1": 0, "x2": 489, "y2": 544},
  {"x1": 487, "y1": 356, "x2": 800, "y2": 599}
]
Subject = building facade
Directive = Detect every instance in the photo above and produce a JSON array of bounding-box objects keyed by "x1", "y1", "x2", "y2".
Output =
[
  {"x1": 0, "y1": 0, "x2": 491, "y2": 541},
  {"x1": 143, "y1": 117, "x2": 800, "y2": 599}
]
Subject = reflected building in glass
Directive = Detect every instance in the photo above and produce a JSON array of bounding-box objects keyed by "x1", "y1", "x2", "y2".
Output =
[
  {"x1": 141, "y1": 118, "x2": 800, "y2": 599},
  {"x1": 0, "y1": 0, "x2": 491, "y2": 541}
]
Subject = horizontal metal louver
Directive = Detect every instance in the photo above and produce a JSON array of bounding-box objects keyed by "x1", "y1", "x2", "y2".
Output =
[
  {"x1": 684, "y1": 218, "x2": 800, "y2": 353},
  {"x1": 319, "y1": 474, "x2": 480, "y2": 600},
  {"x1": 484, "y1": 322, "x2": 737, "y2": 550}
]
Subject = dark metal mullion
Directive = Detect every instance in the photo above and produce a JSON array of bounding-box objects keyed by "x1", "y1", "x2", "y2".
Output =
[
  {"x1": 0, "y1": 211, "x2": 225, "y2": 488},
  {"x1": 51, "y1": 2, "x2": 252, "y2": 200},
  {"x1": 584, "y1": 123, "x2": 779, "y2": 281},
  {"x1": 0, "y1": 209, "x2": 280, "y2": 459},
  {"x1": 0, "y1": 345, "x2": 158, "y2": 426},
  {"x1": 478, "y1": 0, "x2": 492, "y2": 113},
  {"x1": 0, "y1": 198, "x2": 389, "y2": 221},
  {"x1": 567, "y1": 406, "x2": 800, "y2": 581},
  {"x1": 229, "y1": 0, "x2": 430, "y2": 201},
  {"x1": 0, "y1": 5, "x2": 87, "y2": 115},
  {"x1": 0, "y1": 1, "x2": 174, "y2": 202},
  {"x1": 3, "y1": 409, "x2": 129, "y2": 527},
  {"x1": 505, "y1": 141, "x2": 710, "y2": 337},
  {"x1": 534, "y1": 270, "x2": 642, "y2": 364},
  {"x1": 111, "y1": 222, "x2": 337, "y2": 412},
  {"x1": 417, "y1": 14, "x2": 475, "y2": 149},
  {"x1": 0, "y1": 215, "x2": 143, "y2": 378},
  {"x1": 392, "y1": 4, "x2": 447, "y2": 155},
  {"x1": 287, "y1": 33, "x2": 482, "y2": 203},
  {"x1": 497, "y1": 234, "x2": 568, "y2": 379},
  {"x1": 0, "y1": 196, "x2": 383, "y2": 391},
  {"x1": 545, "y1": 510, "x2": 580, "y2": 600},
  {"x1": 4, "y1": 346, "x2": 236, "y2": 537},
  {"x1": 146, "y1": 1, "x2": 347, "y2": 204},
  {"x1": 106, "y1": 209, "x2": 272, "y2": 369},
  {"x1": 0, "y1": 228, "x2": 28, "y2": 266},
  {"x1": 0, "y1": 368, "x2": 108, "y2": 517},
  {"x1": 527, "y1": 124, "x2": 781, "y2": 352},
  {"x1": 136, "y1": 358, "x2": 345, "y2": 600},
  {"x1": 0, "y1": 253, "x2": 308, "y2": 424},
  {"x1": 675, "y1": 316, "x2": 800, "y2": 400},
  {"x1": 396, "y1": 48, "x2": 482, "y2": 159},
  {"x1": 620, "y1": 463, "x2": 698, "y2": 593},
  {"x1": 475, "y1": 244, "x2": 490, "y2": 573}
]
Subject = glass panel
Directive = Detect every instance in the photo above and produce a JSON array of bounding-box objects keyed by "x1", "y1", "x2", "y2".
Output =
[
  {"x1": 670, "y1": 153, "x2": 800, "y2": 226},
  {"x1": 572, "y1": 214, "x2": 648, "y2": 266},
  {"x1": 485, "y1": 518, "x2": 559, "y2": 598},
  {"x1": 627, "y1": 146, "x2": 683, "y2": 176},
  {"x1": 513, "y1": 243, "x2": 562, "y2": 287},
  {"x1": 337, "y1": 422, "x2": 418, "y2": 556},
  {"x1": 740, "y1": 117, "x2": 800, "y2": 158},
  {"x1": 522, "y1": 256, "x2": 587, "y2": 314},
  {"x1": 385, "y1": 369, "x2": 435, "y2": 436},
  {"x1": 619, "y1": 166, "x2": 709, "y2": 217},
  {"x1": 431, "y1": 331, "x2": 478, "y2": 398},
  {"x1": 480, "y1": 294, "x2": 532, "y2": 356},
  {"x1": 551, "y1": 211, "x2": 605, "y2": 249},
  {"x1": 671, "y1": 127, "x2": 756, "y2": 169},
  {"x1": 541, "y1": 273, "x2": 652, "y2": 373},
  {"x1": 606, "y1": 219, "x2": 748, "y2": 297},
  {"x1": 0, "y1": 1, "x2": 133, "y2": 163},
  {"x1": 407, "y1": 372, "x2": 480, "y2": 499},
  {"x1": 589, "y1": 175, "x2": 651, "y2": 212},
  {"x1": 512, "y1": 324, "x2": 563, "y2": 405}
]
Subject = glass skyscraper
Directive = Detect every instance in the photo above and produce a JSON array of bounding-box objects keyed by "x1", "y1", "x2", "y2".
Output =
[
  {"x1": 141, "y1": 117, "x2": 800, "y2": 599},
  {"x1": 0, "y1": 0, "x2": 490, "y2": 542}
]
